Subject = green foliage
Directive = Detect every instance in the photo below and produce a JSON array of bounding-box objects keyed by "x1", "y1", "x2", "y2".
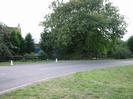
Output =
[
  {"x1": 10, "y1": 31, "x2": 24, "y2": 55},
  {"x1": 127, "y1": 36, "x2": 133, "y2": 54},
  {"x1": 40, "y1": 32, "x2": 55, "y2": 58},
  {"x1": 0, "y1": 23, "x2": 13, "y2": 57},
  {"x1": 112, "y1": 48, "x2": 131, "y2": 59},
  {"x1": 38, "y1": 50, "x2": 48, "y2": 60},
  {"x1": 23, "y1": 53, "x2": 38, "y2": 60},
  {"x1": 40, "y1": 0, "x2": 127, "y2": 59},
  {"x1": 108, "y1": 40, "x2": 131, "y2": 59},
  {"x1": 19, "y1": 37, "x2": 26, "y2": 55},
  {"x1": 0, "y1": 23, "x2": 36, "y2": 61},
  {"x1": 24, "y1": 33, "x2": 35, "y2": 54}
]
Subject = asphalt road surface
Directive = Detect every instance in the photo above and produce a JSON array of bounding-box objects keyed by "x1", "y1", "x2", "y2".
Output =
[{"x1": 0, "y1": 59, "x2": 133, "y2": 94}]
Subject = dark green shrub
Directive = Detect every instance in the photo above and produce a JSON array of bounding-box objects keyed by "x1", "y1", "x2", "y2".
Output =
[
  {"x1": 23, "y1": 53, "x2": 38, "y2": 60},
  {"x1": 107, "y1": 40, "x2": 132, "y2": 59},
  {"x1": 38, "y1": 50, "x2": 48, "y2": 60},
  {"x1": 112, "y1": 48, "x2": 131, "y2": 59},
  {"x1": 127, "y1": 36, "x2": 133, "y2": 54}
]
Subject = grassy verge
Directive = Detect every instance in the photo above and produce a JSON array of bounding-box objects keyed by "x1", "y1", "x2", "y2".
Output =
[
  {"x1": 0, "y1": 66, "x2": 133, "y2": 99},
  {"x1": 0, "y1": 60, "x2": 53, "y2": 66}
]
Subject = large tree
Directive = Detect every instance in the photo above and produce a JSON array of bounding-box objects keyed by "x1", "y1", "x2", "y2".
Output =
[
  {"x1": 40, "y1": 0, "x2": 127, "y2": 59},
  {"x1": 10, "y1": 31, "x2": 24, "y2": 55},
  {"x1": 0, "y1": 23, "x2": 13, "y2": 57},
  {"x1": 127, "y1": 36, "x2": 133, "y2": 54},
  {"x1": 24, "y1": 33, "x2": 35, "y2": 54}
]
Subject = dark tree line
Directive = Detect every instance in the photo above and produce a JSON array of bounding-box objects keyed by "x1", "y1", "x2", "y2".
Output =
[
  {"x1": 0, "y1": 23, "x2": 13, "y2": 57},
  {"x1": 127, "y1": 36, "x2": 133, "y2": 54},
  {"x1": 1, "y1": 0, "x2": 133, "y2": 60},
  {"x1": 0, "y1": 23, "x2": 35, "y2": 61}
]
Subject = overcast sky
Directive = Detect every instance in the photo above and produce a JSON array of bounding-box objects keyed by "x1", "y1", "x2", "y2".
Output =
[{"x1": 0, "y1": 0, "x2": 132, "y2": 43}]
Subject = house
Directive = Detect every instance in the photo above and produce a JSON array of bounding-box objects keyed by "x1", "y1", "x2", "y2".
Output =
[{"x1": 7, "y1": 24, "x2": 21, "y2": 34}]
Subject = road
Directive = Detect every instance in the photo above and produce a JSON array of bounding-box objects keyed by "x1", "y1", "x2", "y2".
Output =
[{"x1": 0, "y1": 59, "x2": 133, "y2": 94}]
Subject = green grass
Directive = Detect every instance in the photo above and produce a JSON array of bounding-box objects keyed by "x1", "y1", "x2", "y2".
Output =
[
  {"x1": 0, "y1": 60, "x2": 53, "y2": 66},
  {"x1": 0, "y1": 66, "x2": 133, "y2": 99}
]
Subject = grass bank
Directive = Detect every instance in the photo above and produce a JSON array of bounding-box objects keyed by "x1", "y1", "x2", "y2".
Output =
[
  {"x1": 0, "y1": 60, "x2": 53, "y2": 66},
  {"x1": 0, "y1": 66, "x2": 133, "y2": 99}
]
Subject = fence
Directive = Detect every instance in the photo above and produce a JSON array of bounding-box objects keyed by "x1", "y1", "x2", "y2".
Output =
[{"x1": 0, "y1": 56, "x2": 23, "y2": 62}]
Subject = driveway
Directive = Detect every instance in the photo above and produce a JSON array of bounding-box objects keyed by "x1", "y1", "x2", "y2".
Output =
[{"x1": 0, "y1": 59, "x2": 133, "y2": 94}]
